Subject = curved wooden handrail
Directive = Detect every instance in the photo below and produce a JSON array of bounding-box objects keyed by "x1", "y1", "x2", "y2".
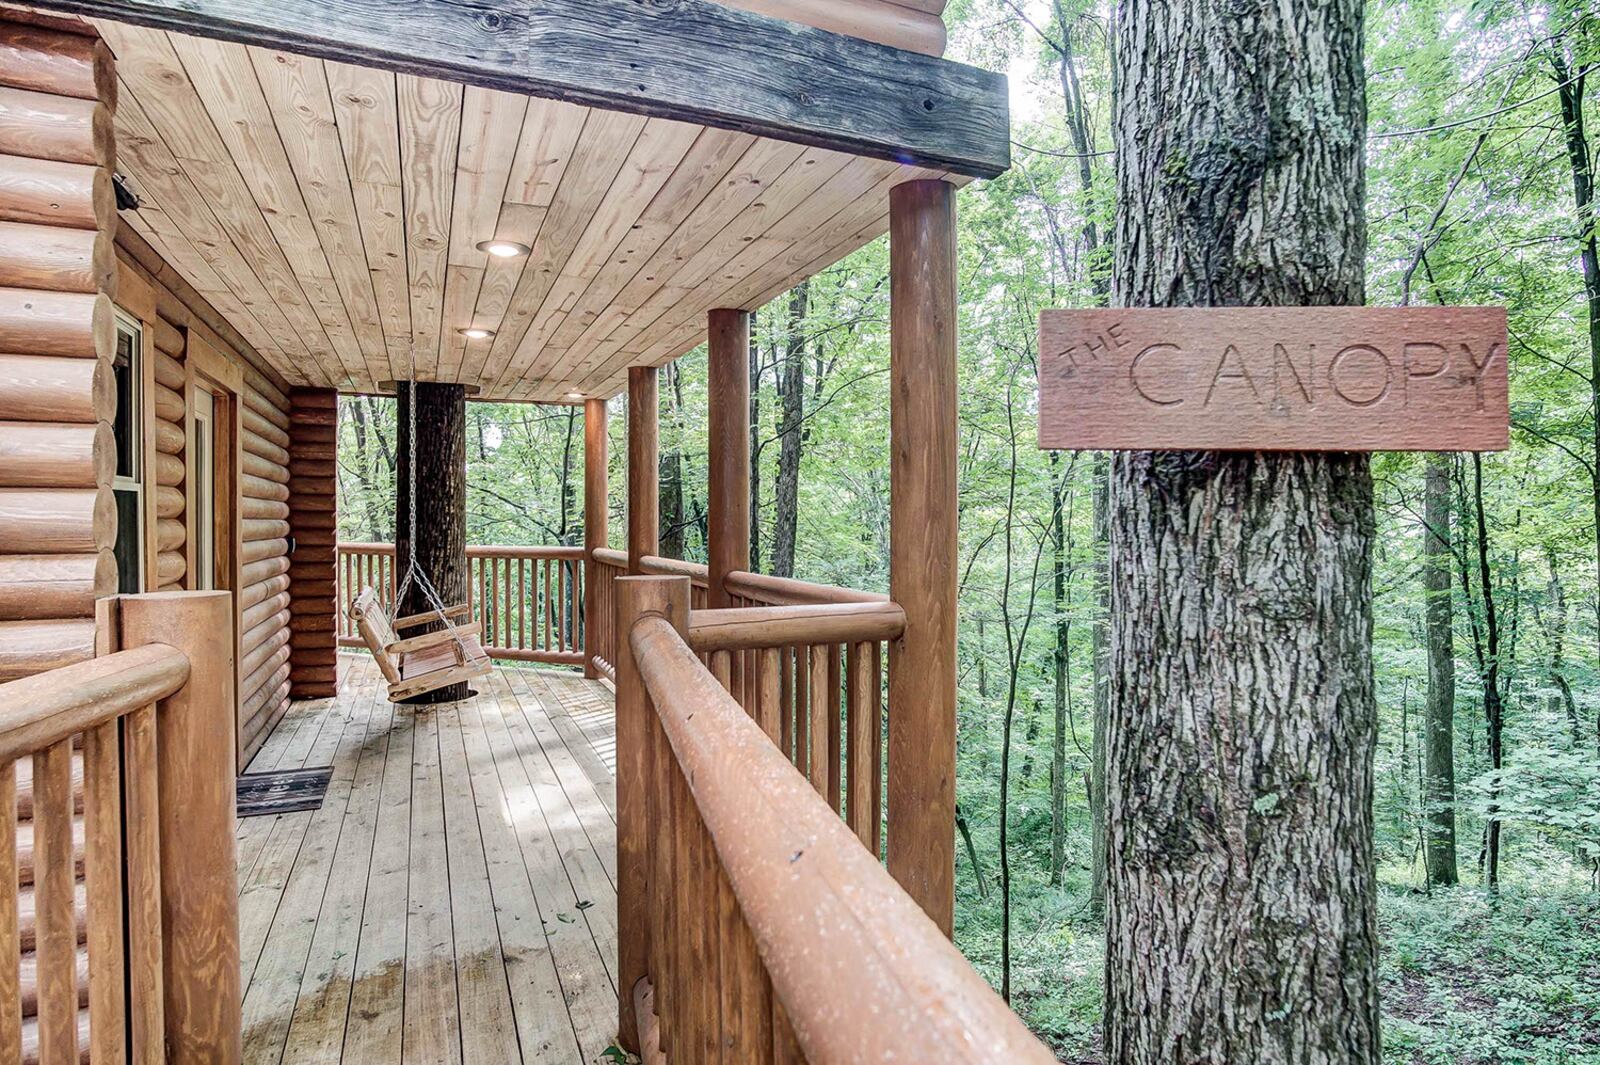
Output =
[
  {"x1": 723, "y1": 568, "x2": 888, "y2": 605},
  {"x1": 593, "y1": 547, "x2": 629, "y2": 568},
  {"x1": 638, "y1": 554, "x2": 709, "y2": 585},
  {"x1": 630, "y1": 615, "x2": 1056, "y2": 1064},
  {"x1": 0, "y1": 643, "x2": 189, "y2": 763},
  {"x1": 686, "y1": 601, "x2": 905, "y2": 653},
  {"x1": 336, "y1": 541, "x2": 582, "y2": 560}
]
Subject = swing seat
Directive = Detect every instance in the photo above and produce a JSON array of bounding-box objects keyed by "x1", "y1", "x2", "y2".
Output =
[{"x1": 348, "y1": 588, "x2": 492, "y2": 702}]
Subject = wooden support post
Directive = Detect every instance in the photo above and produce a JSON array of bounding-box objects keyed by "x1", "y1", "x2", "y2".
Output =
[
  {"x1": 615, "y1": 574, "x2": 690, "y2": 1053},
  {"x1": 627, "y1": 366, "x2": 659, "y2": 574},
  {"x1": 706, "y1": 309, "x2": 750, "y2": 609},
  {"x1": 117, "y1": 590, "x2": 241, "y2": 1064},
  {"x1": 887, "y1": 178, "x2": 958, "y2": 936},
  {"x1": 583, "y1": 397, "x2": 608, "y2": 678}
]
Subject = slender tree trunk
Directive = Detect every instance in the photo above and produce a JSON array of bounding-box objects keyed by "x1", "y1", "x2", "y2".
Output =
[
  {"x1": 659, "y1": 364, "x2": 686, "y2": 559},
  {"x1": 346, "y1": 397, "x2": 384, "y2": 541},
  {"x1": 1552, "y1": 54, "x2": 1600, "y2": 716},
  {"x1": 395, "y1": 381, "x2": 470, "y2": 704},
  {"x1": 1051, "y1": 451, "x2": 1069, "y2": 888},
  {"x1": 1469, "y1": 454, "x2": 1504, "y2": 890},
  {"x1": 1422, "y1": 452, "x2": 1458, "y2": 886},
  {"x1": 749, "y1": 314, "x2": 763, "y2": 571},
  {"x1": 1104, "y1": 1, "x2": 1380, "y2": 1060},
  {"x1": 1089, "y1": 451, "x2": 1109, "y2": 914},
  {"x1": 1543, "y1": 551, "x2": 1582, "y2": 744},
  {"x1": 773, "y1": 282, "x2": 808, "y2": 578}
]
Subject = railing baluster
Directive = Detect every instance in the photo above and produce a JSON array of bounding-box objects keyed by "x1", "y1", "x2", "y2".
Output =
[
  {"x1": 122, "y1": 705, "x2": 163, "y2": 1065},
  {"x1": 808, "y1": 646, "x2": 829, "y2": 794},
  {"x1": 83, "y1": 718, "x2": 127, "y2": 1064},
  {"x1": 846, "y1": 642, "x2": 875, "y2": 846},
  {"x1": 0, "y1": 760, "x2": 19, "y2": 1062},
  {"x1": 35, "y1": 736, "x2": 79, "y2": 1064},
  {"x1": 826, "y1": 644, "x2": 843, "y2": 813},
  {"x1": 779, "y1": 648, "x2": 793, "y2": 762}
]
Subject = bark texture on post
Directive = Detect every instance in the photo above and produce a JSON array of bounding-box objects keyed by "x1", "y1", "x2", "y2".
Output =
[
  {"x1": 627, "y1": 366, "x2": 659, "y2": 574},
  {"x1": 395, "y1": 381, "x2": 469, "y2": 704},
  {"x1": 707, "y1": 309, "x2": 751, "y2": 609},
  {"x1": 1104, "y1": 1, "x2": 1380, "y2": 1061},
  {"x1": 1422, "y1": 453, "x2": 1457, "y2": 886},
  {"x1": 887, "y1": 178, "x2": 958, "y2": 937},
  {"x1": 584, "y1": 397, "x2": 608, "y2": 678}
]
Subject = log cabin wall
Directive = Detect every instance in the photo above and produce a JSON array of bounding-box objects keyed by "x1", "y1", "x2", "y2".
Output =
[
  {"x1": 116, "y1": 226, "x2": 296, "y2": 764},
  {"x1": 0, "y1": 10, "x2": 118, "y2": 681},
  {"x1": 287, "y1": 388, "x2": 337, "y2": 700}
]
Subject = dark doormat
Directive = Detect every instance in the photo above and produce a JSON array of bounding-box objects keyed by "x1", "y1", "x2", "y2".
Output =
[{"x1": 237, "y1": 766, "x2": 334, "y2": 817}]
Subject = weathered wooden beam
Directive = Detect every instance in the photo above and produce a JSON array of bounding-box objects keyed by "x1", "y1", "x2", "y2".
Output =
[{"x1": 30, "y1": 0, "x2": 1010, "y2": 178}]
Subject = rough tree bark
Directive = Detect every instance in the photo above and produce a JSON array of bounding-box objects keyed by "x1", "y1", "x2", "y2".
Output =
[
  {"x1": 395, "y1": 381, "x2": 471, "y2": 704},
  {"x1": 1423, "y1": 452, "x2": 1458, "y2": 886},
  {"x1": 772, "y1": 281, "x2": 808, "y2": 578},
  {"x1": 1104, "y1": 0, "x2": 1381, "y2": 1061},
  {"x1": 749, "y1": 313, "x2": 764, "y2": 571}
]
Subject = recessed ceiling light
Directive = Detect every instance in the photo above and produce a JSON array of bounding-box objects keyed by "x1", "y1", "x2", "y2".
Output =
[
  {"x1": 476, "y1": 239, "x2": 530, "y2": 258},
  {"x1": 459, "y1": 327, "x2": 494, "y2": 340},
  {"x1": 565, "y1": 391, "x2": 585, "y2": 401}
]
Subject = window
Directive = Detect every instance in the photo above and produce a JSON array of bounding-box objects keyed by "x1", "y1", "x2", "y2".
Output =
[{"x1": 113, "y1": 314, "x2": 143, "y2": 594}]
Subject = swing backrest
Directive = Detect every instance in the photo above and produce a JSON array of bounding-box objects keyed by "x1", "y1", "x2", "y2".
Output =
[{"x1": 349, "y1": 588, "x2": 401, "y2": 684}]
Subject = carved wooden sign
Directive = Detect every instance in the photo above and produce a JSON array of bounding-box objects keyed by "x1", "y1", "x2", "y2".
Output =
[{"x1": 1037, "y1": 307, "x2": 1509, "y2": 451}]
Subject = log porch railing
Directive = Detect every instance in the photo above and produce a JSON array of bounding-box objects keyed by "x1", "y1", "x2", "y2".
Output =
[
  {"x1": 615, "y1": 575, "x2": 1054, "y2": 1062},
  {"x1": 336, "y1": 542, "x2": 584, "y2": 666},
  {"x1": 0, "y1": 591, "x2": 240, "y2": 1064}
]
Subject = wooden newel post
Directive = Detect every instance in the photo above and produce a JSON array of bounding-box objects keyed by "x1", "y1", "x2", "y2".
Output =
[
  {"x1": 615, "y1": 574, "x2": 689, "y2": 1052},
  {"x1": 118, "y1": 590, "x2": 242, "y2": 1064},
  {"x1": 583, "y1": 397, "x2": 608, "y2": 678},
  {"x1": 887, "y1": 178, "x2": 958, "y2": 936},
  {"x1": 706, "y1": 309, "x2": 750, "y2": 608},
  {"x1": 627, "y1": 366, "x2": 659, "y2": 574}
]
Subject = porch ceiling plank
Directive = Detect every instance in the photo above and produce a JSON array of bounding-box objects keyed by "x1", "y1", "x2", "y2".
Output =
[
  {"x1": 36, "y1": 0, "x2": 1009, "y2": 177},
  {"x1": 396, "y1": 73, "x2": 463, "y2": 382},
  {"x1": 99, "y1": 21, "x2": 347, "y2": 385}
]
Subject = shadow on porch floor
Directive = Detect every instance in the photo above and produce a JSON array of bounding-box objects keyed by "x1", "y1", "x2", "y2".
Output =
[{"x1": 236, "y1": 653, "x2": 619, "y2": 1064}]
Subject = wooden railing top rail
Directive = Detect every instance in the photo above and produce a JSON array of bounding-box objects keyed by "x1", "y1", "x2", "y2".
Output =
[
  {"x1": 593, "y1": 547, "x2": 629, "y2": 568},
  {"x1": 0, "y1": 643, "x2": 190, "y2": 763},
  {"x1": 338, "y1": 541, "x2": 582, "y2": 559},
  {"x1": 686, "y1": 602, "x2": 906, "y2": 653},
  {"x1": 630, "y1": 614, "x2": 1055, "y2": 1063},
  {"x1": 723, "y1": 568, "x2": 889, "y2": 605},
  {"x1": 640, "y1": 554, "x2": 709, "y2": 585}
]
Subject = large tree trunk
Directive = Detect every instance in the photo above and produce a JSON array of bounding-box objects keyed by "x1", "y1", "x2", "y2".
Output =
[
  {"x1": 1103, "y1": 1, "x2": 1381, "y2": 1061},
  {"x1": 395, "y1": 381, "x2": 470, "y2": 704},
  {"x1": 1422, "y1": 452, "x2": 1458, "y2": 886},
  {"x1": 1088, "y1": 452, "x2": 1109, "y2": 914},
  {"x1": 772, "y1": 282, "x2": 808, "y2": 578}
]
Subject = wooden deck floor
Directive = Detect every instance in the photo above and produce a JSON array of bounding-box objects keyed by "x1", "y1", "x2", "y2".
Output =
[{"x1": 236, "y1": 654, "x2": 620, "y2": 1064}]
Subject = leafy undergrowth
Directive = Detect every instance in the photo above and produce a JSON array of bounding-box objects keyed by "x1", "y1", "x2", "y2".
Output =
[{"x1": 960, "y1": 879, "x2": 1600, "y2": 1063}]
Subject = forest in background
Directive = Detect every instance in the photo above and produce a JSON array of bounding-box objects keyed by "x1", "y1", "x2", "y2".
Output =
[{"x1": 335, "y1": 0, "x2": 1600, "y2": 1060}]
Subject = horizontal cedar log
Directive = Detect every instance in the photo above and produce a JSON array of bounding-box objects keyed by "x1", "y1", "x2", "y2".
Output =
[
  {"x1": 0, "y1": 286, "x2": 110, "y2": 357},
  {"x1": 242, "y1": 405, "x2": 289, "y2": 449},
  {"x1": 153, "y1": 484, "x2": 182, "y2": 518},
  {"x1": 286, "y1": 642, "x2": 336, "y2": 664},
  {"x1": 287, "y1": 492, "x2": 332, "y2": 512},
  {"x1": 722, "y1": 568, "x2": 889, "y2": 605},
  {"x1": 25, "y1": 0, "x2": 1009, "y2": 178},
  {"x1": 289, "y1": 441, "x2": 334, "y2": 461},
  {"x1": 153, "y1": 447, "x2": 183, "y2": 487},
  {"x1": 0, "y1": 485, "x2": 110, "y2": 551},
  {"x1": 289, "y1": 388, "x2": 336, "y2": 409},
  {"x1": 0, "y1": 85, "x2": 111, "y2": 166},
  {"x1": 242, "y1": 537, "x2": 289, "y2": 564},
  {"x1": 0, "y1": 152, "x2": 109, "y2": 227},
  {"x1": 241, "y1": 496, "x2": 288, "y2": 520},
  {"x1": 241, "y1": 590, "x2": 289, "y2": 633},
  {"x1": 288, "y1": 457, "x2": 334, "y2": 478},
  {"x1": 638, "y1": 554, "x2": 710, "y2": 583},
  {"x1": 243, "y1": 450, "x2": 288, "y2": 483},
  {"x1": 242, "y1": 518, "x2": 289, "y2": 541},
  {"x1": 0, "y1": 352, "x2": 109, "y2": 422},
  {"x1": 288, "y1": 545, "x2": 334, "y2": 564},
  {"x1": 151, "y1": 380, "x2": 183, "y2": 424},
  {"x1": 483, "y1": 647, "x2": 586, "y2": 666},
  {"x1": 0, "y1": 220, "x2": 111, "y2": 292},
  {"x1": 240, "y1": 555, "x2": 289, "y2": 587},
  {"x1": 155, "y1": 516, "x2": 182, "y2": 550},
  {"x1": 243, "y1": 364, "x2": 289, "y2": 410},
  {"x1": 242, "y1": 649, "x2": 290, "y2": 707},
  {"x1": 0, "y1": 615, "x2": 94, "y2": 679},
  {"x1": 715, "y1": 0, "x2": 945, "y2": 54},
  {"x1": 592, "y1": 547, "x2": 628, "y2": 569},
  {"x1": 238, "y1": 572, "x2": 289, "y2": 610},
  {"x1": 288, "y1": 614, "x2": 334, "y2": 633},
  {"x1": 151, "y1": 314, "x2": 182, "y2": 357},
  {"x1": 153, "y1": 416, "x2": 182, "y2": 455},
  {"x1": 241, "y1": 473, "x2": 289, "y2": 502},
  {"x1": 0, "y1": 22, "x2": 115, "y2": 101},
  {"x1": 0, "y1": 419, "x2": 109, "y2": 487},
  {"x1": 241, "y1": 625, "x2": 289, "y2": 680},
  {"x1": 243, "y1": 383, "x2": 288, "y2": 427},
  {"x1": 288, "y1": 668, "x2": 337, "y2": 684},
  {"x1": 151, "y1": 347, "x2": 183, "y2": 390},
  {"x1": 0, "y1": 550, "x2": 111, "y2": 619},
  {"x1": 685, "y1": 601, "x2": 906, "y2": 652},
  {"x1": 242, "y1": 431, "x2": 289, "y2": 467},
  {"x1": 467, "y1": 544, "x2": 584, "y2": 560},
  {"x1": 288, "y1": 406, "x2": 335, "y2": 426},
  {"x1": 154, "y1": 549, "x2": 184, "y2": 585},
  {"x1": 288, "y1": 587, "x2": 336, "y2": 608},
  {"x1": 241, "y1": 675, "x2": 290, "y2": 742},
  {"x1": 290, "y1": 519, "x2": 334, "y2": 537}
]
